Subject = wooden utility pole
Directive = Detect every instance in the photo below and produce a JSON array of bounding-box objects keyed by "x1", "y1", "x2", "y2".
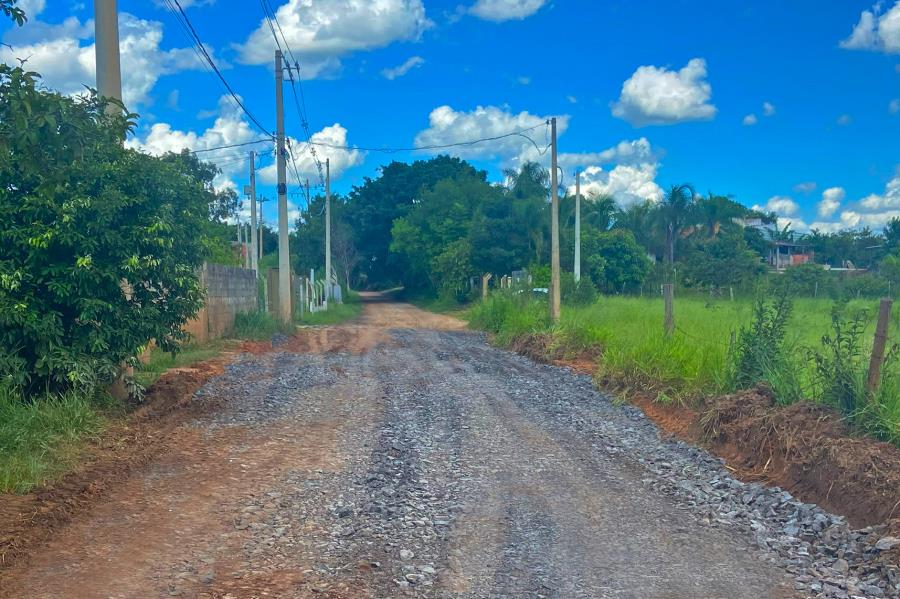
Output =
[
  {"x1": 325, "y1": 158, "x2": 332, "y2": 302},
  {"x1": 550, "y1": 117, "x2": 561, "y2": 323},
  {"x1": 663, "y1": 283, "x2": 675, "y2": 335},
  {"x1": 275, "y1": 50, "x2": 291, "y2": 322},
  {"x1": 94, "y1": 0, "x2": 122, "y2": 116},
  {"x1": 574, "y1": 169, "x2": 581, "y2": 283},
  {"x1": 867, "y1": 298, "x2": 893, "y2": 393},
  {"x1": 482, "y1": 273, "x2": 493, "y2": 299},
  {"x1": 249, "y1": 151, "x2": 258, "y2": 274}
]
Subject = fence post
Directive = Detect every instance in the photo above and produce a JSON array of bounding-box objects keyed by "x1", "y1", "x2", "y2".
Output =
[
  {"x1": 482, "y1": 273, "x2": 492, "y2": 299},
  {"x1": 663, "y1": 283, "x2": 675, "y2": 336},
  {"x1": 867, "y1": 298, "x2": 893, "y2": 394}
]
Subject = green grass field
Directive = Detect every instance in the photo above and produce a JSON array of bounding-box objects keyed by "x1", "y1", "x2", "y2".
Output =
[{"x1": 468, "y1": 293, "x2": 900, "y2": 445}]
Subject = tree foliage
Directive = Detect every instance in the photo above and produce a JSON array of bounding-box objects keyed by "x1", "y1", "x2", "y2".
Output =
[{"x1": 0, "y1": 65, "x2": 213, "y2": 393}]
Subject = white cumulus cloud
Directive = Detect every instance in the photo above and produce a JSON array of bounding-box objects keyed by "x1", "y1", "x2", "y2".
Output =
[
  {"x1": 762, "y1": 101, "x2": 776, "y2": 116},
  {"x1": 753, "y1": 196, "x2": 800, "y2": 217},
  {"x1": 236, "y1": 0, "x2": 432, "y2": 79},
  {"x1": 381, "y1": 55, "x2": 425, "y2": 79},
  {"x1": 817, "y1": 187, "x2": 845, "y2": 218},
  {"x1": 0, "y1": 12, "x2": 207, "y2": 108},
  {"x1": 258, "y1": 124, "x2": 365, "y2": 184},
  {"x1": 742, "y1": 113, "x2": 758, "y2": 126},
  {"x1": 840, "y1": 1, "x2": 900, "y2": 54},
  {"x1": 562, "y1": 138, "x2": 663, "y2": 208},
  {"x1": 413, "y1": 104, "x2": 565, "y2": 165},
  {"x1": 468, "y1": 0, "x2": 547, "y2": 22},
  {"x1": 810, "y1": 171, "x2": 900, "y2": 231},
  {"x1": 574, "y1": 163, "x2": 663, "y2": 208},
  {"x1": 126, "y1": 95, "x2": 262, "y2": 190},
  {"x1": 611, "y1": 58, "x2": 716, "y2": 126}
]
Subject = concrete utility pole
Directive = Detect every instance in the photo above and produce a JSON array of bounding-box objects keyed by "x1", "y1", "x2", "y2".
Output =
[
  {"x1": 574, "y1": 169, "x2": 581, "y2": 283},
  {"x1": 94, "y1": 0, "x2": 122, "y2": 115},
  {"x1": 275, "y1": 50, "x2": 291, "y2": 322},
  {"x1": 325, "y1": 158, "x2": 332, "y2": 302},
  {"x1": 550, "y1": 117, "x2": 561, "y2": 323},
  {"x1": 249, "y1": 151, "x2": 259, "y2": 274}
]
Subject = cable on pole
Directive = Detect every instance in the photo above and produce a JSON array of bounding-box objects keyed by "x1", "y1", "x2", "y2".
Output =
[
  {"x1": 191, "y1": 138, "x2": 274, "y2": 154},
  {"x1": 167, "y1": 0, "x2": 272, "y2": 137},
  {"x1": 301, "y1": 121, "x2": 551, "y2": 155}
]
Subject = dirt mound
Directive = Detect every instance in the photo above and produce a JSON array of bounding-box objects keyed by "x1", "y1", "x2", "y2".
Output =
[
  {"x1": 505, "y1": 332, "x2": 900, "y2": 531},
  {"x1": 702, "y1": 385, "x2": 900, "y2": 529},
  {"x1": 0, "y1": 358, "x2": 227, "y2": 575}
]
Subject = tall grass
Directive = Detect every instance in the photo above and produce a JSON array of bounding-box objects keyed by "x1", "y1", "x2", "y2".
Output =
[
  {"x1": 467, "y1": 292, "x2": 900, "y2": 445},
  {"x1": 0, "y1": 385, "x2": 111, "y2": 493},
  {"x1": 233, "y1": 310, "x2": 294, "y2": 340}
]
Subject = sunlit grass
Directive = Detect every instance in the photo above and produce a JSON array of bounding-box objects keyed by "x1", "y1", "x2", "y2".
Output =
[
  {"x1": 0, "y1": 387, "x2": 111, "y2": 493},
  {"x1": 468, "y1": 292, "x2": 900, "y2": 445}
]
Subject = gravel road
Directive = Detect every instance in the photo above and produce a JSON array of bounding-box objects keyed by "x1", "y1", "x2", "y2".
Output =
[{"x1": 5, "y1": 300, "x2": 898, "y2": 599}]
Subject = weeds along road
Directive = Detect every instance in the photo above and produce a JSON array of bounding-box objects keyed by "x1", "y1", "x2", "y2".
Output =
[{"x1": 5, "y1": 298, "x2": 812, "y2": 598}]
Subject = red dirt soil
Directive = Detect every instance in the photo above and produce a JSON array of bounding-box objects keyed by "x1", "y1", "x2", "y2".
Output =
[{"x1": 0, "y1": 356, "x2": 229, "y2": 575}]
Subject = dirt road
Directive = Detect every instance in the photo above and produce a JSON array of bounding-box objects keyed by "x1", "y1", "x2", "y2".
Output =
[{"x1": 0, "y1": 300, "x2": 851, "y2": 597}]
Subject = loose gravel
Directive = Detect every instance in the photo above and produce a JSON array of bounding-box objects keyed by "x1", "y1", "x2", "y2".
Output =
[{"x1": 7, "y1": 306, "x2": 898, "y2": 598}]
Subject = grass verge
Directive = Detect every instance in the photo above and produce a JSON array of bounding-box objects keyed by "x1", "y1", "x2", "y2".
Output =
[
  {"x1": 296, "y1": 290, "x2": 363, "y2": 325},
  {"x1": 467, "y1": 292, "x2": 900, "y2": 446},
  {"x1": 0, "y1": 387, "x2": 113, "y2": 493},
  {"x1": 2, "y1": 309, "x2": 297, "y2": 495}
]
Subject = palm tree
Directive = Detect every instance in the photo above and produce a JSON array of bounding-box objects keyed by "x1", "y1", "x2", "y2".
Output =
[
  {"x1": 504, "y1": 161, "x2": 550, "y2": 200},
  {"x1": 658, "y1": 183, "x2": 696, "y2": 267}
]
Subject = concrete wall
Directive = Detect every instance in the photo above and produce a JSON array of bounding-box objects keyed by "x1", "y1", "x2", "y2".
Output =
[{"x1": 184, "y1": 263, "x2": 258, "y2": 343}]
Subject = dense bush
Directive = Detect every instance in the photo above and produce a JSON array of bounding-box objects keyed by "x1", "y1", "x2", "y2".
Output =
[{"x1": 0, "y1": 65, "x2": 212, "y2": 394}]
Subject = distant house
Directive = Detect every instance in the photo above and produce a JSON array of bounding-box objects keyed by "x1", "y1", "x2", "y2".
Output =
[{"x1": 769, "y1": 240, "x2": 813, "y2": 270}]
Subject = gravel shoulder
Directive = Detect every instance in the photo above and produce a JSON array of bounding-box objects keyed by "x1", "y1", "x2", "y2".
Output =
[{"x1": 2, "y1": 301, "x2": 897, "y2": 598}]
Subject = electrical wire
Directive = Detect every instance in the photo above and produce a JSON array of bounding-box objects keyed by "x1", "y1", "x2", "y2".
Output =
[
  {"x1": 191, "y1": 138, "x2": 274, "y2": 154},
  {"x1": 302, "y1": 121, "x2": 551, "y2": 155},
  {"x1": 167, "y1": 0, "x2": 271, "y2": 137},
  {"x1": 258, "y1": 0, "x2": 326, "y2": 188}
]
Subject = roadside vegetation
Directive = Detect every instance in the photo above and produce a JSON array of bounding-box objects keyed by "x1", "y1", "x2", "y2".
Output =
[
  {"x1": 468, "y1": 292, "x2": 900, "y2": 445},
  {"x1": 296, "y1": 289, "x2": 363, "y2": 325}
]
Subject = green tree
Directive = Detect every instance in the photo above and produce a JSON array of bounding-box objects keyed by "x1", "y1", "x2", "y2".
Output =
[
  {"x1": 681, "y1": 229, "x2": 765, "y2": 290},
  {"x1": 346, "y1": 155, "x2": 482, "y2": 288},
  {"x1": 0, "y1": 65, "x2": 211, "y2": 394},
  {"x1": 613, "y1": 201, "x2": 662, "y2": 257},
  {"x1": 504, "y1": 161, "x2": 550, "y2": 264},
  {"x1": 391, "y1": 172, "x2": 497, "y2": 293},
  {"x1": 1, "y1": 0, "x2": 25, "y2": 25},
  {"x1": 582, "y1": 229, "x2": 651, "y2": 293},
  {"x1": 431, "y1": 239, "x2": 473, "y2": 300},
  {"x1": 658, "y1": 184, "x2": 696, "y2": 268}
]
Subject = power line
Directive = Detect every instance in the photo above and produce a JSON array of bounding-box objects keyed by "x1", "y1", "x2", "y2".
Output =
[
  {"x1": 301, "y1": 121, "x2": 551, "y2": 155},
  {"x1": 167, "y1": 0, "x2": 271, "y2": 137},
  {"x1": 191, "y1": 138, "x2": 273, "y2": 154},
  {"x1": 257, "y1": 0, "x2": 326, "y2": 188}
]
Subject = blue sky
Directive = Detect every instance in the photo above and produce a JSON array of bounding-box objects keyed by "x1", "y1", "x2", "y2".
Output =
[{"x1": 2, "y1": 0, "x2": 898, "y2": 231}]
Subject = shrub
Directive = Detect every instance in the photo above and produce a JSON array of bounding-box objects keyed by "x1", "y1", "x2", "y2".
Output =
[
  {"x1": 0, "y1": 65, "x2": 212, "y2": 395},
  {"x1": 561, "y1": 273, "x2": 598, "y2": 305},
  {"x1": 808, "y1": 302, "x2": 871, "y2": 418},
  {"x1": 729, "y1": 293, "x2": 793, "y2": 392}
]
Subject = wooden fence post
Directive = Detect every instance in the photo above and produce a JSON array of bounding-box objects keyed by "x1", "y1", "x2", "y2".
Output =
[
  {"x1": 867, "y1": 298, "x2": 893, "y2": 394},
  {"x1": 482, "y1": 273, "x2": 493, "y2": 299},
  {"x1": 663, "y1": 283, "x2": 675, "y2": 336}
]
